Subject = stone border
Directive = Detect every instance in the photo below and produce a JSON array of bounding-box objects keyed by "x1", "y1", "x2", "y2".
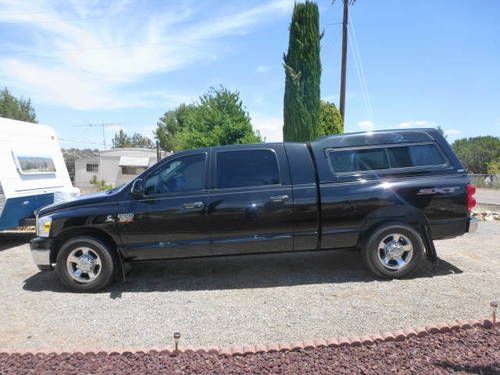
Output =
[{"x1": 1, "y1": 319, "x2": 497, "y2": 356}]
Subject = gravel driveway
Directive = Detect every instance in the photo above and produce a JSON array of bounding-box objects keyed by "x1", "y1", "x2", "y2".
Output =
[
  {"x1": 476, "y1": 188, "x2": 500, "y2": 207},
  {"x1": 1, "y1": 223, "x2": 499, "y2": 352}
]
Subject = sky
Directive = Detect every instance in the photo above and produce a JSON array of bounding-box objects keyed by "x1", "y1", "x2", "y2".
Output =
[{"x1": 0, "y1": 0, "x2": 499, "y2": 149}]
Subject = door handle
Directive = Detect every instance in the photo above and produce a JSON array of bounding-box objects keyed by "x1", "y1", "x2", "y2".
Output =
[
  {"x1": 269, "y1": 194, "x2": 289, "y2": 203},
  {"x1": 182, "y1": 201, "x2": 204, "y2": 209}
]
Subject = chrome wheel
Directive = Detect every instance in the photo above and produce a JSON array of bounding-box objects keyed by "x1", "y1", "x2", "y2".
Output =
[
  {"x1": 377, "y1": 233, "x2": 413, "y2": 271},
  {"x1": 66, "y1": 247, "x2": 102, "y2": 283}
]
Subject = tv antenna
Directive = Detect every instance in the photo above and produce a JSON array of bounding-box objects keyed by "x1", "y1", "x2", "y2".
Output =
[{"x1": 73, "y1": 123, "x2": 122, "y2": 149}]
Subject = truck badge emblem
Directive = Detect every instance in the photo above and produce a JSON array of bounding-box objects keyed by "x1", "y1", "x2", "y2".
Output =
[
  {"x1": 117, "y1": 213, "x2": 134, "y2": 223},
  {"x1": 417, "y1": 187, "x2": 459, "y2": 195}
]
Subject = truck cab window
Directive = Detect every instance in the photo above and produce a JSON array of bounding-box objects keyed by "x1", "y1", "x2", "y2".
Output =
[
  {"x1": 216, "y1": 149, "x2": 280, "y2": 189},
  {"x1": 144, "y1": 153, "x2": 206, "y2": 195}
]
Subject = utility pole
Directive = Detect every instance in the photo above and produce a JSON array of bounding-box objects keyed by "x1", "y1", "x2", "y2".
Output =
[
  {"x1": 337, "y1": 0, "x2": 355, "y2": 123},
  {"x1": 156, "y1": 141, "x2": 161, "y2": 162}
]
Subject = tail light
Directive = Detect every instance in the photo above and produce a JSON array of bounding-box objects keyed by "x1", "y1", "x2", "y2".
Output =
[{"x1": 466, "y1": 184, "x2": 476, "y2": 211}]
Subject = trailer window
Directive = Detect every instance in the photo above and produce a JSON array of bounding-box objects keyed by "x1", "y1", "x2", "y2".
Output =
[{"x1": 15, "y1": 155, "x2": 56, "y2": 174}]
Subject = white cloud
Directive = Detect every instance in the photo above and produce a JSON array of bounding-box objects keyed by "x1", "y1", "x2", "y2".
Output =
[
  {"x1": 256, "y1": 65, "x2": 271, "y2": 73},
  {"x1": 357, "y1": 120, "x2": 375, "y2": 131},
  {"x1": 396, "y1": 120, "x2": 461, "y2": 139},
  {"x1": 444, "y1": 128, "x2": 461, "y2": 136},
  {"x1": 414, "y1": 120, "x2": 430, "y2": 126},
  {"x1": 0, "y1": 0, "x2": 293, "y2": 110},
  {"x1": 398, "y1": 120, "x2": 432, "y2": 128},
  {"x1": 251, "y1": 114, "x2": 283, "y2": 142},
  {"x1": 322, "y1": 94, "x2": 339, "y2": 103}
]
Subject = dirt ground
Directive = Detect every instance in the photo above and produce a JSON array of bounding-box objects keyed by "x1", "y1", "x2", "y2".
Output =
[{"x1": 0, "y1": 222, "x2": 499, "y2": 352}]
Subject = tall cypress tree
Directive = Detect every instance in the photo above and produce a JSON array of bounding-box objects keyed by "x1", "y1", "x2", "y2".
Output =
[{"x1": 283, "y1": 1, "x2": 321, "y2": 142}]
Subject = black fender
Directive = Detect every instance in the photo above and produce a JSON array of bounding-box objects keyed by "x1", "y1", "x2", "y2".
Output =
[
  {"x1": 357, "y1": 205, "x2": 438, "y2": 263},
  {"x1": 51, "y1": 227, "x2": 128, "y2": 278}
]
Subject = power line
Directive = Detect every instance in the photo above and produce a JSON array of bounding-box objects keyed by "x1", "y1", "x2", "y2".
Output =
[
  {"x1": 0, "y1": 12, "x2": 162, "y2": 25},
  {"x1": 348, "y1": 13, "x2": 374, "y2": 121},
  {"x1": 0, "y1": 10, "x2": 57, "y2": 17},
  {"x1": 59, "y1": 138, "x2": 105, "y2": 146}
]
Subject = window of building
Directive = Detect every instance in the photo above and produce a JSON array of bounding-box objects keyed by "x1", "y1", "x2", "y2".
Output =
[
  {"x1": 328, "y1": 148, "x2": 389, "y2": 173},
  {"x1": 86, "y1": 163, "x2": 99, "y2": 172},
  {"x1": 216, "y1": 149, "x2": 280, "y2": 189},
  {"x1": 144, "y1": 153, "x2": 206, "y2": 195},
  {"x1": 14, "y1": 155, "x2": 56, "y2": 174},
  {"x1": 387, "y1": 144, "x2": 446, "y2": 168}
]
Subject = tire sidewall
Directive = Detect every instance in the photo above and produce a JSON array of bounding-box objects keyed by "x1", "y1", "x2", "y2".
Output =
[
  {"x1": 364, "y1": 224, "x2": 425, "y2": 278},
  {"x1": 56, "y1": 236, "x2": 116, "y2": 292}
]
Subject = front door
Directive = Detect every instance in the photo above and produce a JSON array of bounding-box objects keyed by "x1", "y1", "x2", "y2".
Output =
[
  {"x1": 207, "y1": 145, "x2": 293, "y2": 255},
  {"x1": 118, "y1": 151, "x2": 210, "y2": 260}
]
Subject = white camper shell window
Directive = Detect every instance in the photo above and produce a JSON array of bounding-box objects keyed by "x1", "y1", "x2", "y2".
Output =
[{"x1": 12, "y1": 152, "x2": 56, "y2": 175}]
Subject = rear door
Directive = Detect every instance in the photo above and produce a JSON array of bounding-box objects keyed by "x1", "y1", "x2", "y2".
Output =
[{"x1": 207, "y1": 145, "x2": 293, "y2": 255}]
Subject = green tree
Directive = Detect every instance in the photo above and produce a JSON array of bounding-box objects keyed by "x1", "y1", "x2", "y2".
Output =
[
  {"x1": 487, "y1": 160, "x2": 500, "y2": 174},
  {"x1": 436, "y1": 126, "x2": 447, "y2": 139},
  {"x1": 155, "y1": 104, "x2": 193, "y2": 152},
  {"x1": 0, "y1": 87, "x2": 37, "y2": 123},
  {"x1": 318, "y1": 100, "x2": 343, "y2": 136},
  {"x1": 112, "y1": 129, "x2": 154, "y2": 149},
  {"x1": 155, "y1": 86, "x2": 261, "y2": 151},
  {"x1": 451, "y1": 136, "x2": 500, "y2": 174},
  {"x1": 89, "y1": 175, "x2": 113, "y2": 191},
  {"x1": 283, "y1": 1, "x2": 322, "y2": 142}
]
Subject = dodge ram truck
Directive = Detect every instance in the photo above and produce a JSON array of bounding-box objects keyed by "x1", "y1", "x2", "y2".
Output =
[{"x1": 30, "y1": 128, "x2": 478, "y2": 292}]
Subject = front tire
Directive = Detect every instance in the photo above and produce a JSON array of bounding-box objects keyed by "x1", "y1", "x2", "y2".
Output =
[
  {"x1": 56, "y1": 236, "x2": 117, "y2": 292},
  {"x1": 362, "y1": 223, "x2": 425, "y2": 278}
]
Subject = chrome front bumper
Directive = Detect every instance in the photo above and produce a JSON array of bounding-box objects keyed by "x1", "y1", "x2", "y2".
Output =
[
  {"x1": 468, "y1": 217, "x2": 479, "y2": 233},
  {"x1": 30, "y1": 238, "x2": 54, "y2": 271}
]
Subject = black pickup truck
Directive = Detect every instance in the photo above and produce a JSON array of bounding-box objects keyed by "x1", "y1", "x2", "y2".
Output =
[{"x1": 30, "y1": 128, "x2": 478, "y2": 292}]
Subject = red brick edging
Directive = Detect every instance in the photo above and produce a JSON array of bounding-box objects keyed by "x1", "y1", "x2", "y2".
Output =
[{"x1": 1, "y1": 318, "x2": 497, "y2": 356}]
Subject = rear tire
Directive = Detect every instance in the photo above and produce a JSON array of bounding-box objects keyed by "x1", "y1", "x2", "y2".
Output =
[
  {"x1": 56, "y1": 236, "x2": 117, "y2": 292},
  {"x1": 362, "y1": 223, "x2": 425, "y2": 278}
]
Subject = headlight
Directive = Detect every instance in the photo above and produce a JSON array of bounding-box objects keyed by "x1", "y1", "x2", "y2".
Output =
[{"x1": 36, "y1": 216, "x2": 52, "y2": 237}]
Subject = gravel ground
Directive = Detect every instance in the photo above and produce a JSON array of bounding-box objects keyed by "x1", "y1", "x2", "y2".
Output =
[
  {"x1": 1, "y1": 327, "x2": 498, "y2": 374},
  {"x1": 476, "y1": 188, "x2": 500, "y2": 207},
  {"x1": 0, "y1": 223, "x2": 499, "y2": 353}
]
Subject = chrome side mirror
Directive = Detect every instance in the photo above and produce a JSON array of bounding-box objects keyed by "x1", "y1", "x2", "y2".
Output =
[{"x1": 130, "y1": 178, "x2": 144, "y2": 197}]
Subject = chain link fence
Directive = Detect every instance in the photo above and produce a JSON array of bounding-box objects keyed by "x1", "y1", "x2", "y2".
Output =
[{"x1": 469, "y1": 174, "x2": 500, "y2": 189}]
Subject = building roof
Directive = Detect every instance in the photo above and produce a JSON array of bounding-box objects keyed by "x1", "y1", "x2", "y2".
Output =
[{"x1": 118, "y1": 156, "x2": 150, "y2": 167}]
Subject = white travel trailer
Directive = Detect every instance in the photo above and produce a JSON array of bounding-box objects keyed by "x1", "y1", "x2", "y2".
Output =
[{"x1": 0, "y1": 117, "x2": 78, "y2": 231}]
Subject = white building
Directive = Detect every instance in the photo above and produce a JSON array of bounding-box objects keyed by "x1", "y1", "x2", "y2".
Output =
[{"x1": 75, "y1": 148, "x2": 165, "y2": 193}]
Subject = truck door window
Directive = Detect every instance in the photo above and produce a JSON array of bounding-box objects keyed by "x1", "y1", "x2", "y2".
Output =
[
  {"x1": 328, "y1": 148, "x2": 389, "y2": 173},
  {"x1": 144, "y1": 153, "x2": 206, "y2": 195},
  {"x1": 216, "y1": 149, "x2": 280, "y2": 189}
]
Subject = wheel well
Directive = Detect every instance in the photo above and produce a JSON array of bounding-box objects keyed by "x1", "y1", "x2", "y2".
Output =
[
  {"x1": 357, "y1": 206, "x2": 429, "y2": 249},
  {"x1": 51, "y1": 228, "x2": 119, "y2": 264}
]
